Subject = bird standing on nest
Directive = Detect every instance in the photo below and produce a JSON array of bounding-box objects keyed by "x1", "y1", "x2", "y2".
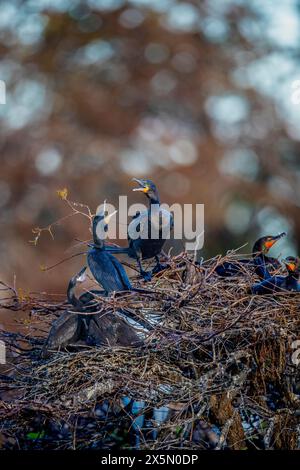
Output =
[
  {"x1": 216, "y1": 233, "x2": 286, "y2": 279},
  {"x1": 110, "y1": 178, "x2": 174, "y2": 281},
  {"x1": 87, "y1": 205, "x2": 154, "y2": 316},
  {"x1": 86, "y1": 179, "x2": 173, "y2": 281}
]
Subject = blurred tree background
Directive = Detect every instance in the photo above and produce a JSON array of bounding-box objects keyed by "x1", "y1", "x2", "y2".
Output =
[{"x1": 0, "y1": 0, "x2": 300, "y2": 293}]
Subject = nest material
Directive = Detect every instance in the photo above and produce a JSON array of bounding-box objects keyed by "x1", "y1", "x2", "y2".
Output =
[{"x1": 1, "y1": 252, "x2": 300, "y2": 450}]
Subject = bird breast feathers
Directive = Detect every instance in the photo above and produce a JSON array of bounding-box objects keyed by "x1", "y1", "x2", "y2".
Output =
[{"x1": 131, "y1": 208, "x2": 173, "y2": 231}]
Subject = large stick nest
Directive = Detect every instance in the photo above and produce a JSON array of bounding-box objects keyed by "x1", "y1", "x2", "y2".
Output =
[{"x1": 1, "y1": 253, "x2": 300, "y2": 450}]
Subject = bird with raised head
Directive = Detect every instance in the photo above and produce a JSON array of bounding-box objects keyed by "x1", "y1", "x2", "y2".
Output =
[
  {"x1": 87, "y1": 208, "x2": 133, "y2": 293},
  {"x1": 126, "y1": 178, "x2": 174, "y2": 280},
  {"x1": 86, "y1": 180, "x2": 173, "y2": 281},
  {"x1": 216, "y1": 232, "x2": 286, "y2": 280},
  {"x1": 250, "y1": 255, "x2": 300, "y2": 295},
  {"x1": 283, "y1": 256, "x2": 300, "y2": 292}
]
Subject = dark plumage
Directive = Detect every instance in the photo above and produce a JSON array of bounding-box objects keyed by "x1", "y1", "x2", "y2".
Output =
[
  {"x1": 87, "y1": 208, "x2": 153, "y2": 307},
  {"x1": 87, "y1": 210, "x2": 132, "y2": 293},
  {"x1": 216, "y1": 233, "x2": 286, "y2": 280},
  {"x1": 284, "y1": 256, "x2": 300, "y2": 291},
  {"x1": 43, "y1": 267, "x2": 142, "y2": 353},
  {"x1": 250, "y1": 256, "x2": 300, "y2": 295},
  {"x1": 42, "y1": 268, "x2": 93, "y2": 356},
  {"x1": 110, "y1": 178, "x2": 174, "y2": 281},
  {"x1": 87, "y1": 180, "x2": 173, "y2": 281},
  {"x1": 252, "y1": 233, "x2": 286, "y2": 280}
]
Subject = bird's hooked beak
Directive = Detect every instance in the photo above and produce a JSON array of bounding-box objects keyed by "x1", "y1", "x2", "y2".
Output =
[
  {"x1": 132, "y1": 178, "x2": 149, "y2": 194},
  {"x1": 77, "y1": 266, "x2": 87, "y2": 283},
  {"x1": 264, "y1": 232, "x2": 286, "y2": 250}
]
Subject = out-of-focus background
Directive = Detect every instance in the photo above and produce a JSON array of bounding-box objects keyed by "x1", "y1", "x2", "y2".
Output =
[{"x1": 0, "y1": 0, "x2": 300, "y2": 293}]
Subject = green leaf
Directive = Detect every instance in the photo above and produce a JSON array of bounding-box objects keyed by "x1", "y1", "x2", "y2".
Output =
[{"x1": 26, "y1": 431, "x2": 46, "y2": 440}]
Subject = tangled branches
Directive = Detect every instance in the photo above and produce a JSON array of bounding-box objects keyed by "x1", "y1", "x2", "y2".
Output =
[{"x1": 1, "y1": 253, "x2": 300, "y2": 450}]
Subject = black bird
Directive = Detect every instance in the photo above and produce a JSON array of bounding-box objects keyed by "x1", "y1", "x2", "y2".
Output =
[
  {"x1": 87, "y1": 209, "x2": 133, "y2": 293},
  {"x1": 250, "y1": 256, "x2": 300, "y2": 295},
  {"x1": 68, "y1": 266, "x2": 103, "y2": 310},
  {"x1": 69, "y1": 266, "x2": 141, "y2": 347},
  {"x1": 88, "y1": 207, "x2": 153, "y2": 293},
  {"x1": 87, "y1": 207, "x2": 165, "y2": 329},
  {"x1": 216, "y1": 233, "x2": 286, "y2": 280},
  {"x1": 42, "y1": 268, "x2": 94, "y2": 355},
  {"x1": 283, "y1": 256, "x2": 300, "y2": 292},
  {"x1": 87, "y1": 180, "x2": 173, "y2": 281},
  {"x1": 107, "y1": 178, "x2": 174, "y2": 281},
  {"x1": 252, "y1": 233, "x2": 286, "y2": 280},
  {"x1": 43, "y1": 267, "x2": 142, "y2": 352}
]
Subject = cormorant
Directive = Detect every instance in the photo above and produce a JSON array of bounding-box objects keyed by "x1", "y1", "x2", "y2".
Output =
[
  {"x1": 105, "y1": 178, "x2": 174, "y2": 281},
  {"x1": 87, "y1": 209, "x2": 133, "y2": 293},
  {"x1": 252, "y1": 233, "x2": 286, "y2": 280},
  {"x1": 250, "y1": 255, "x2": 300, "y2": 295},
  {"x1": 216, "y1": 233, "x2": 286, "y2": 279},
  {"x1": 87, "y1": 207, "x2": 164, "y2": 330},
  {"x1": 43, "y1": 267, "x2": 142, "y2": 353},
  {"x1": 86, "y1": 180, "x2": 173, "y2": 281},
  {"x1": 283, "y1": 256, "x2": 300, "y2": 292},
  {"x1": 42, "y1": 268, "x2": 93, "y2": 355}
]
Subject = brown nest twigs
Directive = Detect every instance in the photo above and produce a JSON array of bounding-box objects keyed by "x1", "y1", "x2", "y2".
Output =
[{"x1": 0, "y1": 252, "x2": 300, "y2": 450}]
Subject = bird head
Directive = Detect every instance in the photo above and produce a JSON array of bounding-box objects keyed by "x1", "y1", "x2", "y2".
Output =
[
  {"x1": 283, "y1": 256, "x2": 300, "y2": 274},
  {"x1": 132, "y1": 178, "x2": 159, "y2": 203},
  {"x1": 96, "y1": 201, "x2": 118, "y2": 232},
  {"x1": 253, "y1": 232, "x2": 286, "y2": 254}
]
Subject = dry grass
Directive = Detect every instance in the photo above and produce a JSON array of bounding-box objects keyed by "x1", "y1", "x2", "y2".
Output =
[{"x1": 1, "y1": 252, "x2": 300, "y2": 450}]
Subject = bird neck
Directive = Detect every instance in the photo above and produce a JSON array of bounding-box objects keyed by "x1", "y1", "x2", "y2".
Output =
[
  {"x1": 92, "y1": 216, "x2": 105, "y2": 248},
  {"x1": 252, "y1": 251, "x2": 267, "y2": 262},
  {"x1": 253, "y1": 253, "x2": 270, "y2": 279},
  {"x1": 252, "y1": 238, "x2": 265, "y2": 255},
  {"x1": 93, "y1": 239, "x2": 105, "y2": 249},
  {"x1": 287, "y1": 271, "x2": 300, "y2": 281},
  {"x1": 67, "y1": 280, "x2": 83, "y2": 309},
  {"x1": 149, "y1": 193, "x2": 160, "y2": 206}
]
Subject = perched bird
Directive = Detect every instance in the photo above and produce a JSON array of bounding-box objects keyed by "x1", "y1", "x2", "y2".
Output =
[
  {"x1": 252, "y1": 233, "x2": 286, "y2": 280},
  {"x1": 87, "y1": 180, "x2": 173, "y2": 281},
  {"x1": 108, "y1": 178, "x2": 174, "y2": 281},
  {"x1": 87, "y1": 207, "x2": 155, "y2": 320},
  {"x1": 42, "y1": 268, "x2": 92, "y2": 356},
  {"x1": 43, "y1": 267, "x2": 142, "y2": 353},
  {"x1": 102, "y1": 179, "x2": 173, "y2": 280},
  {"x1": 216, "y1": 233, "x2": 286, "y2": 280},
  {"x1": 250, "y1": 255, "x2": 300, "y2": 295},
  {"x1": 68, "y1": 266, "x2": 103, "y2": 310},
  {"x1": 283, "y1": 256, "x2": 300, "y2": 292},
  {"x1": 87, "y1": 209, "x2": 133, "y2": 293}
]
